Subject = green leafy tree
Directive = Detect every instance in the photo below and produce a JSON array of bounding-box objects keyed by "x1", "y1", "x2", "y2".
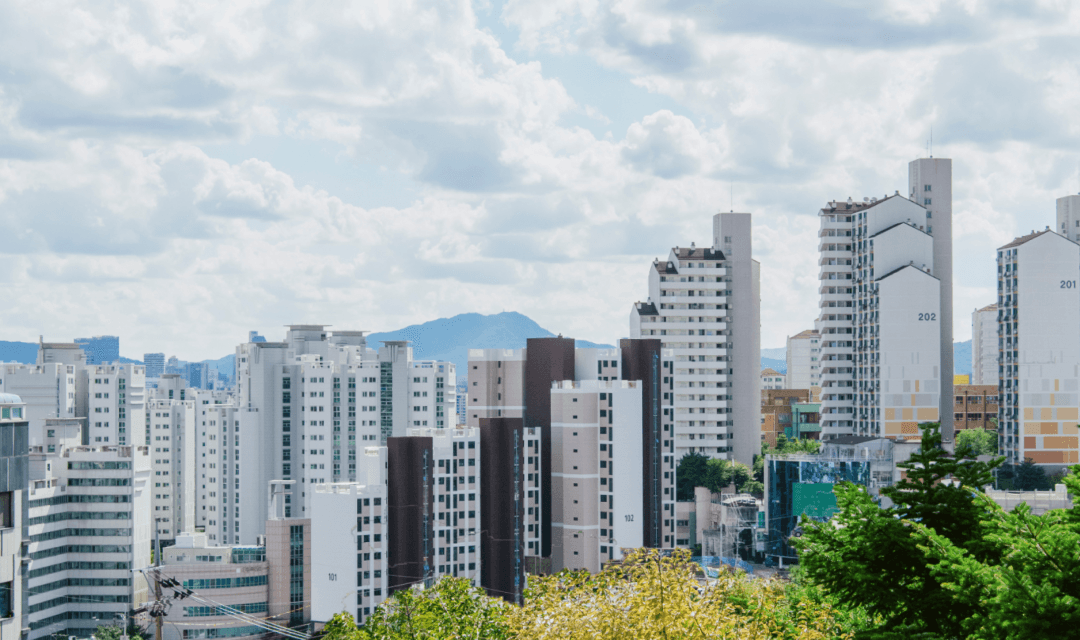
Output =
[
  {"x1": 912, "y1": 465, "x2": 1080, "y2": 639},
  {"x1": 357, "y1": 576, "x2": 511, "y2": 640},
  {"x1": 956, "y1": 427, "x2": 997, "y2": 456},
  {"x1": 754, "y1": 436, "x2": 822, "y2": 484},
  {"x1": 794, "y1": 423, "x2": 1003, "y2": 637},
  {"x1": 93, "y1": 623, "x2": 147, "y2": 640},
  {"x1": 675, "y1": 452, "x2": 709, "y2": 500}
]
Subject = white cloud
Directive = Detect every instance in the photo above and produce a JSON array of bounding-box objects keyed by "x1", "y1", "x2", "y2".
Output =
[{"x1": 1, "y1": 0, "x2": 1079, "y2": 363}]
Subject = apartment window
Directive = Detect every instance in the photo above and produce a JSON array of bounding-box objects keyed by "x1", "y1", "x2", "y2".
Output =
[{"x1": 924, "y1": 184, "x2": 931, "y2": 191}]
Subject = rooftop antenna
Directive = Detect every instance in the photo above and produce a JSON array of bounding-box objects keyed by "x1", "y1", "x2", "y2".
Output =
[
  {"x1": 730, "y1": 181, "x2": 733, "y2": 213},
  {"x1": 930, "y1": 126, "x2": 933, "y2": 158}
]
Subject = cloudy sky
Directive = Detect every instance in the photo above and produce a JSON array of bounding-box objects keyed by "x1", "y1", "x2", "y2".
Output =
[{"x1": 2, "y1": 0, "x2": 1079, "y2": 361}]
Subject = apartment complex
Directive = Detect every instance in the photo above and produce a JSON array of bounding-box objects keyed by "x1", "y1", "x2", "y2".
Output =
[
  {"x1": 86, "y1": 363, "x2": 147, "y2": 447},
  {"x1": 971, "y1": 304, "x2": 999, "y2": 385},
  {"x1": 953, "y1": 385, "x2": 999, "y2": 431},
  {"x1": 997, "y1": 230, "x2": 1080, "y2": 469},
  {"x1": 785, "y1": 330, "x2": 820, "y2": 390},
  {"x1": 230, "y1": 327, "x2": 456, "y2": 543},
  {"x1": 818, "y1": 158, "x2": 951, "y2": 441},
  {"x1": 0, "y1": 394, "x2": 28, "y2": 640},
  {"x1": 466, "y1": 339, "x2": 675, "y2": 556},
  {"x1": 630, "y1": 212, "x2": 762, "y2": 465}
]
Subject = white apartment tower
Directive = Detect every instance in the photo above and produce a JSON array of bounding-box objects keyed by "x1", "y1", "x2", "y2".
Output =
[
  {"x1": 0, "y1": 363, "x2": 78, "y2": 444},
  {"x1": 997, "y1": 230, "x2": 1080, "y2": 469},
  {"x1": 972, "y1": 304, "x2": 999, "y2": 386},
  {"x1": 818, "y1": 193, "x2": 942, "y2": 439},
  {"x1": 818, "y1": 159, "x2": 952, "y2": 441},
  {"x1": 785, "y1": 330, "x2": 820, "y2": 390},
  {"x1": 549, "y1": 380, "x2": 644, "y2": 572},
  {"x1": 909, "y1": 158, "x2": 955, "y2": 438},
  {"x1": 631, "y1": 212, "x2": 761, "y2": 465},
  {"x1": 1054, "y1": 193, "x2": 1080, "y2": 242}
]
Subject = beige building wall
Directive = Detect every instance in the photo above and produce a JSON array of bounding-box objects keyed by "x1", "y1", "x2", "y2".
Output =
[
  {"x1": 266, "y1": 518, "x2": 311, "y2": 625},
  {"x1": 466, "y1": 349, "x2": 526, "y2": 427},
  {"x1": 550, "y1": 386, "x2": 601, "y2": 572}
]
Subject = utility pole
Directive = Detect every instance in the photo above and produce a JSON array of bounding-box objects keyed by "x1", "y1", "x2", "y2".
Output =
[{"x1": 154, "y1": 527, "x2": 163, "y2": 640}]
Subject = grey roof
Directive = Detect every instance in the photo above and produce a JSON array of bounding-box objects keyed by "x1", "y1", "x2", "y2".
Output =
[
  {"x1": 635, "y1": 302, "x2": 659, "y2": 316},
  {"x1": 0, "y1": 393, "x2": 23, "y2": 404},
  {"x1": 998, "y1": 228, "x2": 1074, "y2": 250},
  {"x1": 870, "y1": 221, "x2": 930, "y2": 239},
  {"x1": 673, "y1": 247, "x2": 725, "y2": 260},
  {"x1": 876, "y1": 264, "x2": 939, "y2": 282}
]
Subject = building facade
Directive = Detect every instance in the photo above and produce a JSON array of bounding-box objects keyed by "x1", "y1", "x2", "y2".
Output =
[
  {"x1": 997, "y1": 230, "x2": 1080, "y2": 469},
  {"x1": 630, "y1": 212, "x2": 762, "y2": 466},
  {"x1": 26, "y1": 422, "x2": 152, "y2": 639},
  {"x1": 785, "y1": 330, "x2": 820, "y2": 390},
  {"x1": 0, "y1": 363, "x2": 78, "y2": 444},
  {"x1": 953, "y1": 385, "x2": 999, "y2": 432},
  {"x1": 971, "y1": 304, "x2": 999, "y2": 386},
  {"x1": 760, "y1": 369, "x2": 785, "y2": 392},
  {"x1": 0, "y1": 394, "x2": 28, "y2": 640},
  {"x1": 1054, "y1": 193, "x2": 1080, "y2": 242}
]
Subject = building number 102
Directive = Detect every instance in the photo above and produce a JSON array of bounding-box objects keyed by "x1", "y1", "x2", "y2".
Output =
[{"x1": 918, "y1": 313, "x2": 937, "y2": 321}]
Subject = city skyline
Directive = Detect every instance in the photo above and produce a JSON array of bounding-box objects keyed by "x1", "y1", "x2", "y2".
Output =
[{"x1": 3, "y1": 2, "x2": 1079, "y2": 359}]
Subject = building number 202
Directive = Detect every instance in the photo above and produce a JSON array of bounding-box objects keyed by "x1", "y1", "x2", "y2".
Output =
[
  {"x1": 1062, "y1": 280, "x2": 1076, "y2": 289},
  {"x1": 918, "y1": 313, "x2": 937, "y2": 321}
]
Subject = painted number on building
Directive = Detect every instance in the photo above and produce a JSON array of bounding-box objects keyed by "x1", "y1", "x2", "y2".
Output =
[
  {"x1": 328, "y1": 573, "x2": 337, "y2": 581},
  {"x1": 1061, "y1": 280, "x2": 1076, "y2": 289},
  {"x1": 918, "y1": 313, "x2": 937, "y2": 321},
  {"x1": 624, "y1": 514, "x2": 634, "y2": 522}
]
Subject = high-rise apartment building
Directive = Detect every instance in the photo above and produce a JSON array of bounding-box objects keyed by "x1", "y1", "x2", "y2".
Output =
[
  {"x1": 631, "y1": 212, "x2": 761, "y2": 465},
  {"x1": 143, "y1": 353, "x2": 165, "y2": 380},
  {"x1": 0, "y1": 393, "x2": 28, "y2": 640},
  {"x1": 818, "y1": 159, "x2": 952, "y2": 441},
  {"x1": 86, "y1": 363, "x2": 146, "y2": 447},
  {"x1": 145, "y1": 391, "x2": 196, "y2": 546},
  {"x1": 971, "y1": 304, "x2": 998, "y2": 385},
  {"x1": 785, "y1": 330, "x2": 820, "y2": 390},
  {"x1": 74, "y1": 335, "x2": 120, "y2": 365},
  {"x1": 997, "y1": 229, "x2": 1080, "y2": 469},
  {"x1": 909, "y1": 158, "x2": 954, "y2": 438},
  {"x1": 26, "y1": 420, "x2": 152, "y2": 639},
  {"x1": 1054, "y1": 193, "x2": 1080, "y2": 242}
]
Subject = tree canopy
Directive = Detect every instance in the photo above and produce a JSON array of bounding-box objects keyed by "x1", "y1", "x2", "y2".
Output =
[
  {"x1": 675, "y1": 453, "x2": 758, "y2": 499},
  {"x1": 955, "y1": 427, "x2": 997, "y2": 457}
]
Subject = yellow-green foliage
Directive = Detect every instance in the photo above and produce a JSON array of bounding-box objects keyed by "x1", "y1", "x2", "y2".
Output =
[{"x1": 509, "y1": 549, "x2": 854, "y2": 640}]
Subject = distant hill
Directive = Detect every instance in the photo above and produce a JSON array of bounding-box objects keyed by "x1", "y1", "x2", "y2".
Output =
[
  {"x1": 0, "y1": 340, "x2": 39, "y2": 364},
  {"x1": 761, "y1": 357, "x2": 787, "y2": 374},
  {"x1": 954, "y1": 340, "x2": 972, "y2": 376},
  {"x1": 367, "y1": 311, "x2": 613, "y2": 376}
]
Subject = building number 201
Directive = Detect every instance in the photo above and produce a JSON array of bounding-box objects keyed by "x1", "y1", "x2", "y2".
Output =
[
  {"x1": 1062, "y1": 280, "x2": 1076, "y2": 289},
  {"x1": 918, "y1": 313, "x2": 937, "y2": 321}
]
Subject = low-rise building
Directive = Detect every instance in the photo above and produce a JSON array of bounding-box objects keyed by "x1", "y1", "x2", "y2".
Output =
[
  {"x1": 953, "y1": 385, "x2": 999, "y2": 432},
  {"x1": 761, "y1": 390, "x2": 815, "y2": 447},
  {"x1": 760, "y1": 369, "x2": 786, "y2": 392}
]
